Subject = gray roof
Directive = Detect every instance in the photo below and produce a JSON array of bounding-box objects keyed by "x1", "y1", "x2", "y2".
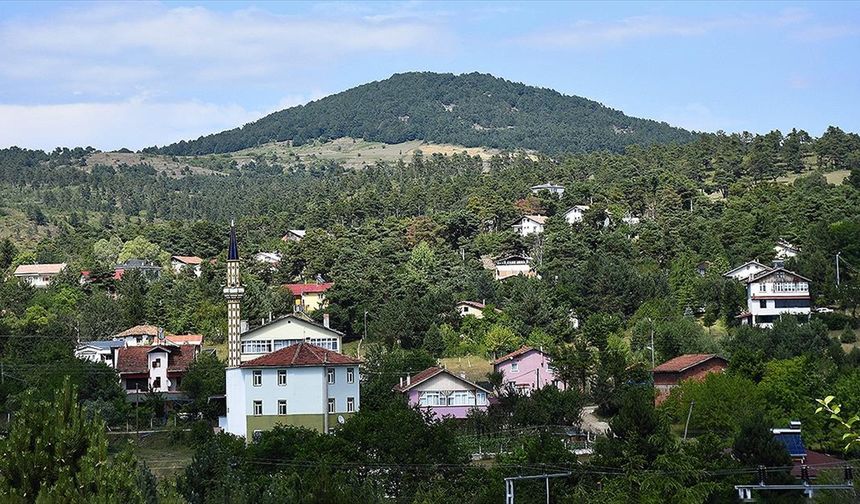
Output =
[{"x1": 79, "y1": 340, "x2": 126, "y2": 350}]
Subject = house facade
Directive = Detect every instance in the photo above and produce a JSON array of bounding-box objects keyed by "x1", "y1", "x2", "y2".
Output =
[
  {"x1": 285, "y1": 282, "x2": 334, "y2": 312},
  {"x1": 652, "y1": 354, "x2": 728, "y2": 403},
  {"x1": 74, "y1": 340, "x2": 125, "y2": 367},
  {"x1": 563, "y1": 205, "x2": 590, "y2": 224},
  {"x1": 493, "y1": 255, "x2": 536, "y2": 281},
  {"x1": 238, "y1": 314, "x2": 342, "y2": 361},
  {"x1": 530, "y1": 183, "x2": 565, "y2": 197},
  {"x1": 455, "y1": 301, "x2": 495, "y2": 319},
  {"x1": 224, "y1": 343, "x2": 361, "y2": 438},
  {"x1": 723, "y1": 260, "x2": 772, "y2": 282},
  {"x1": 493, "y1": 346, "x2": 563, "y2": 394},
  {"x1": 115, "y1": 343, "x2": 197, "y2": 401},
  {"x1": 512, "y1": 215, "x2": 547, "y2": 236},
  {"x1": 171, "y1": 255, "x2": 203, "y2": 277},
  {"x1": 739, "y1": 267, "x2": 812, "y2": 328},
  {"x1": 115, "y1": 259, "x2": 162, "y2": 280},
  {"x1": 13, "y1": 263, "x2": 67, "y2": 288},
  {"x1": 394, "y1": 367, "x2": 490, "y2": 419}
]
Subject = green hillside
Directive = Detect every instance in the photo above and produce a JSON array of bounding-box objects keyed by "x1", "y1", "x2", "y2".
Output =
[{"x1": 150, "y1": 72, "x2": 695, "y2": 156}]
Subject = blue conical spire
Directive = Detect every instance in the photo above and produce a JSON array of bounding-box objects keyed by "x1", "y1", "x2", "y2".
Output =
[{"x1": 228, "y1": 219, "x2": 239, "y2": 261}]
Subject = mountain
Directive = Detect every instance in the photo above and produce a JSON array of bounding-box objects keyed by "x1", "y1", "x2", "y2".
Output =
[{"x1": 150, "y1": 72, "x2": 695, "y2": 156}]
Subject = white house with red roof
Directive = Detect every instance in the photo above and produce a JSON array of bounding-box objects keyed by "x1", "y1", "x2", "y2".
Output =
[
  {"x1": 115, "y1": 343, "x2": 199, "y2": 401},
  {"x1": 393, "y1": 366, "x2": 490, "y2": 420},
  {"x1": 171, "y1": 255, "x2": 203, "y2": 277},
  {"x1": 493, "y1": 346, "x2": 563, "y2": 394},
  {"x1": 13, "y1": 263, "x2": 67, "y2": 288},
  {"x1": 224, "y1": 342, "x2": 361, "y2": 438}
]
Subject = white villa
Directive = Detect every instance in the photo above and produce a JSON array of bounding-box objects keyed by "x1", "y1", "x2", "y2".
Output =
[
  {"x1": 563, "y1": 205, "x2": 590, "y2": 224},
  {"x1": 13, "y1": 263, "x2": 67, "y2": 288},
  {"x1": 171, "y1": 255, "x2": 203, "y2": 277},
  {"x1": 726, "y1": 261, "x2": 812, "y2": 328},
  {"x1": 774, "y1": 239, "x2": 801, "y2": 259},
  {"x1": 493, "y1": 254, "x2": 537, "y2": 281},
  {"x1": 530, "y1": 183, "x2": 565, "y2": 197},
  {"x1": 512, "y1": 215, "x2": 547, "y2": 236}
]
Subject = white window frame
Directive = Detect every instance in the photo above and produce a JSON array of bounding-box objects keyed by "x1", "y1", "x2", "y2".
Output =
[
  {"x1": 277, "y1": 369, "x2": 287, "y2": 386},
  {"x1": 252, "y1": 370, "x2": 262, "y2": 387},
  {"x1": 476, "y1": 391, "x2": 487, "y2": 405},
  {"x1": 511, "y1": 362, "x2": 519, "y2": 373},
  {"x1": 347, "y1": 368, "x2": 354, "y2": 384},
  {"x1": 253, "y1": 400, "x2": 262, "y2": 416},
  {"x1": 347, "y1": 397, "x2": 355, "y2": 412},
  {"x1": 328, "y1": 398, "x2": 335, "y2": 413},
  {"x1": 327, "y1": 368, "x2": 335, "y2": 384},
  {"x1": 277, "y1": 400, "x2": 287, "y2": 416}
]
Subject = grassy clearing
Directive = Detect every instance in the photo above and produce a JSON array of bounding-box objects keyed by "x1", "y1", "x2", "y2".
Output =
[
  {"x1": 111, "y1": 431, "x2": 194, "y2": 479},
  {"x1": 439, "y1": 355, "x2": 493, "y2": 383},
  {"x1": 776, "y1": 169, "x2": 850, "y2": 185}
]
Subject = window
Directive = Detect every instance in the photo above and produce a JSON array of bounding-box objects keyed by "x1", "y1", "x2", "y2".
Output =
[
  {"x1": 309, "y1": 338, "x2": 339, "y2": 351},
  {"x1": 327, "y1": 368, "x2": 335, "y2": 384},
  {"x1": 242, "y1": 340, "x2": 272, "y2": 354},
  {"x1": 347, "y1": 397, "x2": 355, "y2": 412},
  {"x1": 253, "y1": 370, "x2": 262, "y2": 387},
  {"x1": 278, "y1": 400, "x2": 287, "y2": 415},
  {"x1": 420, "y1": 391, "x2": 445, "y2": 407},
  {"x1": 759, "y1": 284, "x2": 766, "y2": 292},
  {"x1": 511, "y1": 362, "x2": 519, "y2": 373},
  {"x1": 476, "y1": 391, "x2": 487, "y2": 405},
  {"x1": 347, "y1": 368, "x2": 355, "y2": 384},
  {"x1": 774, "y1": 299, "x2": 811, "y2": 308},
  {"x1": 278, "y1": 369, "x2": 287, "y2": 386},
  {"x1": 253, "y1": 400, "x2": 262, "y2": 416},
  {"x1": 759, "y1": 300, "x2": 767, "y2": 309},
  {"x1": 273, "y1": 339, "x2": 301, "y2": 351},
  {"x1": 328, "y1": 398, "x2": 335, "y2": 413},
  {"x1": 152, "y1": 377, "x2": 161, "y2": 389},
  {"x1": 152, "y1": 358, "x2": 161, "y2": 368},
  {"x1": 448, "y1": 391, "x2": 475, "y2": 406}
]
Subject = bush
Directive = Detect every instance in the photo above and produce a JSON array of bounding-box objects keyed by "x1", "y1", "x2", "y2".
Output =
[
  {"x1": 841, "y1": 324, "x2": 857, "y2": 344},
  {"x1": 815, "y1": 312, "x2": 855, "y2": 331}
]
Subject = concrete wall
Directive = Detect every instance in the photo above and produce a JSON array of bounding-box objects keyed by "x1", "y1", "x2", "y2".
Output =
[
  {"x1": 148, "y1": 350, "x2": 170, "y2": 392},
  {"x1": 240, "y1": 317, "x2": 341, "y2": 361},
  {"x1": 225, "y1": 367, "x2": 247, "y2": 437}
]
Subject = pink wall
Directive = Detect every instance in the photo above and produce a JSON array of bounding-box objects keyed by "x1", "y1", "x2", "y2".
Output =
[
  {"x1": 495, "y1": 349, "x2": 563, "y2": 392},
  {"x1": 404, "y1": 389, "x2": 488, "y2": 420}
]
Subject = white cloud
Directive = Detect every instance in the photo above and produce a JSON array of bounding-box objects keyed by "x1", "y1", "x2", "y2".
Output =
[{"x1": 0, "y1": 98, "x2": 265, "y2": 151}]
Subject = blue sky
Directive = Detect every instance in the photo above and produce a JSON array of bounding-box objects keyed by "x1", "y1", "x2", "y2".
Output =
[{"x1": 0, "y1": 1, "x2": 858, "y2": 150}]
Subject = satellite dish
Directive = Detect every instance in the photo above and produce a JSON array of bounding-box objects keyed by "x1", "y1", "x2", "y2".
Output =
[{"x1": 337, "y1": 415, "x2": 345, "y2": 425}]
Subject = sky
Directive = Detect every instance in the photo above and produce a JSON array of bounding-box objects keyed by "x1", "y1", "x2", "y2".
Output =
[{"x1": 0, "y1": 0, "x2": 858, "y2": 151}]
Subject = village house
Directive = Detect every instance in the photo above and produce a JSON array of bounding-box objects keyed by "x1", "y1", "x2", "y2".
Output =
[
  {"x1": 282, "y1": 229, "x2": 306, "y2": 242},
  {"x1": 492, "y1": 254, "x2": 537, "y2": 281},
  {"x1": 652, "y1": 354, "x2": 728, "y2": 404},
  {"x1": 772, "y1": 421, "x2": 843, "y2": 479},
  {"x1": 285, "y1": 282, "x2": 334, "y2": 313},
  {"x1": 13, "y1": 263, "x2": 67, "y2": 288},
  {"x1": 220, "y1": 222, "x2": 360, "y2": 439},
  {"x1": 512, "y1": 215, "x2": 547, "y2": 236},
  {"x1": 224, "y1": 342, "x2": 361, "y2": 438},
  {"x1": 115, "y1": 342, "x2": 198, "y2": 402},
  {"x1": 723, "y1": 260, "x2": 772, "y2": 282},
  {"x1": 737, "y1": 266, "x2": 812, "y2": 328},
  {"x1": 455, "y1": 300, "x2": 500, "y2": 319},
  {"x1": 530, "y1": 182, "x2": 565, "y2": 197},
  {"x1": 253, "y1": 251, "x2": 282, "y2": 267},
  {"x1": 563, "y1": 205, "x2": 590, "y2": 224},
  {"x1": 493, "y1": 346, "x2": 563, "y2": 394},
  {"x1": 112, "y1": 325, "x2": 163, "y2": 346},
  {"x1": 74, "y1": 340, "x2": 125, "y2": 367},
  {"x1": 774, "y1": 239, "x2": 801, "y2": 259},
  {"x1": 394, "y1": 367, "x2": 490, "y2": 419},
  {"x1": 171, "y1": 255, "x2": 203, "y2": 277}
]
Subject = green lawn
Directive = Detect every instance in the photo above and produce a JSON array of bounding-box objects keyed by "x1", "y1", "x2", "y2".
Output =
[
  {"x1": 110, "y1": 431, "x2": 194, "y2": 479},
  {"x1": 439, "y1": 355, "x2": 493, "y2": 383}
]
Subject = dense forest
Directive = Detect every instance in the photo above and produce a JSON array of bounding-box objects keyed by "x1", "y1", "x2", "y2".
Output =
[
  {"x1": 146, "y1": 72, "x2": 695, "y2": 155},
  {"x1": 2, "y1": 123, "x2": 860, "y2": 502}
]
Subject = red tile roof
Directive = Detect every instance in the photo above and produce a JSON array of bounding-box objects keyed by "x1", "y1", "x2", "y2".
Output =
[
  {"x1": 115, "y1": 325, "x2": 163, "y2": 338},
  {"x1": 493, "y1": 346, "x2": 545, "y2": 365},
  {"x1": 240, "y1": 342, "x2": 360, "y2": 368},
  {"x1": 172, "y1": 255, "x2": 203, "y2": 265},
  {"x1": 14, "y1": 263, "x2": 67, "y2": 275},
  {"x1": 652, "y1": 354, "x2": 726, "y2": 373},
  {"x1": 115, "y1": 345, "x2": 196, "y2": 374},
  {"x1": 284, "y1": 282, "x2": 334, "y2": 296},
  {"x1": 166, "y1": 334, "x2": 204, "y2": 346}
]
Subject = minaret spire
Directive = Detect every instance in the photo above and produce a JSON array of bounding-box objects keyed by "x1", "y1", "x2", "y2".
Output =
[{"x1": 224, "y1": 220, "x2": 244, "y2": 367}]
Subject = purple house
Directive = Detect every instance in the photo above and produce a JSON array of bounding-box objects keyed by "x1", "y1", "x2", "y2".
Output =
[
  {"x1": 493, "y1": 346, "x2": 563, "y2": 394},
  {"x1": 394, "y1": 367, "x2": 490, "y2": 419}
]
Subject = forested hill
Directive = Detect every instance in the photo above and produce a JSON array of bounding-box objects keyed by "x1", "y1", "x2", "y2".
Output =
[{"x1": 149, "y1": 72, "x2": 695, "y2": 156}]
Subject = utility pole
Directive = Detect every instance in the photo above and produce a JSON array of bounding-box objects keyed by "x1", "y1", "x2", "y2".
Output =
[
  {"x1": 837, "y1": 252, "x2": 842, "y2": 286},
  {"x1": 683, "y1": 400, "x2": 695, "y2": 440}
]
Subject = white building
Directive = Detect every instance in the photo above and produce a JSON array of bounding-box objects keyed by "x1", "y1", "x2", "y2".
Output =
[
  {"x1": 13, "y1": 263, "x2": 67, "y2": 288},
  {"x1": 723, "y1": 260, "x2": 772, "y2": 282},
  {"x1": 221, "y1": 221, "x2": 360, "y2": 439},
  {"x1": 530, "y1": 183, "x2": 565, "y2": 197},
  {"x1": 254, "y1": 251, "x2": 282, "y2": 266},
  {"x1": 224, "y1": 342, "x2": 361, "y2": 438},
  {"x1": 774, "y1": 239, "x2": 801, "y2": 259},
  {"x1": 563, "y1": 205, "x2": 590, "y2": 224},
  {"x1": 171, "y1": 255, "x2": 203, "y2": 277},
  {"x1": 115, "y1": 343, "x2": 197, "y2": 400},
  {"x1": 455, "y1": 300, "x2": 501, "y2": 319},
  {"x1": 282, "y1": 229, "x2": 306, "y2": 242},
  {"x1": 74, "y1": 340, "x2": 125, "y2": 367},
  {"x1": 735, "y1": 266, "x2": 812, "y2": 328},
  {"x1": 493, "y1": 254, "x2": 537, "y2": 281},
  {"x1": 512, "y1": 215, "x2": 547, "y2": 236}
]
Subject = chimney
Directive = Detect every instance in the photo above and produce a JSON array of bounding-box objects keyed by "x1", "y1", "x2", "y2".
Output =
[
  {"x1": 399, "y1": 376, "x2": 404, "y2": 388},
  {"x1": 406, "y1": 375, "x2": 411, "y2": 386},
  {"x1": 323, "y1": 313, "x2": 330, "y2": 329}
]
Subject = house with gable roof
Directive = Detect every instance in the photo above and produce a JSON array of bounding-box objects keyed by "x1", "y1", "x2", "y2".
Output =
[
  {"x1": 284, "y1": 282, "x2": 334, "y2": 313},
  {"x1": 652, "y1": 353, "x2": 728, "y2": 404},
  {"x1": 493, "y1": 346, "x2": 563, "y2": 394},
  {"x1": 13, "y1": 263, "x2": 67, "y2": 288},
  {"x1": 171, "y1": 255, "x2": 203, "y2": 277},
  {"x1": 512, "y1": 215, "x2": 547, "y2": 236},
  {"x1": 738, "y1": 267, "x2": 812, "y2": 328},
  {"x1": 115, "y1": 343, "x2": 198, "y2": 400},
  {"x1": 394, "y1": 366, "x2": 490, "y2": 419}
]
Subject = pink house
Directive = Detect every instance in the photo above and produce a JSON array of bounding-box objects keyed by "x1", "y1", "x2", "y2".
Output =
[
  {"x1": 393, "y1": 367, "x2": 490, "y2": 419},
  {"x1": 493, "y1": 346, "x2": 563, "y2": 394}
]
